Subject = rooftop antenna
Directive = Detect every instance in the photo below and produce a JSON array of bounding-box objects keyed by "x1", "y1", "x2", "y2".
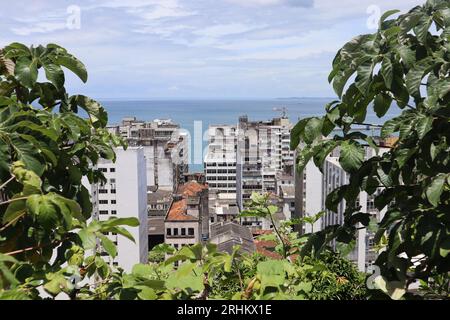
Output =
[{"x1": 273, "y1": 106, "x2": 288, "y2": 118}]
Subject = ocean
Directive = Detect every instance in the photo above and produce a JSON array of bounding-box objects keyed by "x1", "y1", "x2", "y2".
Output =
[{"x1": 99, "y1": 98, "x2": 400, "y2": 171}]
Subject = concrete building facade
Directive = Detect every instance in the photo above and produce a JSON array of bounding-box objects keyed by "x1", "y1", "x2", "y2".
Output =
[{"x1": 87, "y1": 147, "x2": 148, "y2": 272}]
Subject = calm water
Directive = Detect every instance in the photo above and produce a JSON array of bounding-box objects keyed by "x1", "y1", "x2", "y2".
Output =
[{"x1": 100, "y1": 98, "x2": 400, "y2": 171}]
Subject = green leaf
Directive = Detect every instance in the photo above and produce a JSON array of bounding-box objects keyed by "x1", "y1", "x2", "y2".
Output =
[
  {"x1": 373, "y1": 93, "x2": 392, "y2": 117},
  {"x1": 405, "y1": 58, "x2": 432, "y2": 97},
  {"x1": 381, "y1": 57, "x2": 394, "y2": 89},
  {"x1": 54, "y1": 54, "x2": 88, "y2": 83},
  {"x1": 2, "y1": 196, "x2": 26, "y2": 225},
  {"x1": 15, "y1": 57, "x2": 38, "y2": 88},
  {"x1": 355, "y1": 61, "x2": 374, "y2": 94},
  {"x1": 333, "y1": 69, "x2": 355, "y2": 98},
  {"x1": 137, "y1": 287, "x2": 157, "y2": 300},
  {"x1": 99, "y1": 234, "x2": 117, "y2": 258},
  {"x1": 439, "y1": 238, "x2": 450, "y2": 258},
  {"x1": 416, "y1": 115, "x2": 433, "y2": 138},
  {"x1": 381, "y1": 118, "x2": 399, "y2": 138},
  {"x1": 26, "y1": 194, "x2": 58, "y2": 230},
  {"x1": 425, "y1": 175, "x2": 446, "y2": 207},
  {"x1": 397, "y1": 46, "x2": 415, "y2": 68},
  {"x1": 304, "y1": 117, "x2": 323, "y2": 144},
  {"x1": 290, "y1": 118, "x2": 309, "y2": 149},
  {"x1": 339, "y1": 140, "x2": 365, "y2": 172},
  {"x1": 43, "y1": 63, "x2": 65, "y2": 89},
  {"x1": 380, "y1": 9, "x2": 400, "y2": 25},
  {"x1": 72, "y1": 95, "x2": 107, "y2": 127},
  {"x1": 257, "y1": 260, "x2": 285, "y2": 289},
  {"x1": 78, "y1": 229, "x2": 97, "y2": 250},
  {"x1": 414, "y1": 16, "x2": 431, "y2": 44}
]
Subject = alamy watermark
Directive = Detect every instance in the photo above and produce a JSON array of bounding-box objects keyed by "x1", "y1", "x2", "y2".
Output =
[{"x1": 66, "y1": 5, "x2": 81, "y2": 30}]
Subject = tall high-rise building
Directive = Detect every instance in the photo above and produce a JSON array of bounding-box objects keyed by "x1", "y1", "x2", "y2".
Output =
[
  {"x1": 108, "y1": 117, "x2": 188, "y2": 192},
  {"x1": 236, "y1": 115, "x2": 294, "y2": 228},
  {"x1": 204, "y1": 125, "x2": 237, "y2": 195},
  {"x1": 85, "y1": 147, "x2": 148, "y2": 271}
]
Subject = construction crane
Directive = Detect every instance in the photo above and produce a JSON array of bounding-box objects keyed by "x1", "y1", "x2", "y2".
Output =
[{"x1": 273, "y1": 106, "x2": 288, "y2": 118}]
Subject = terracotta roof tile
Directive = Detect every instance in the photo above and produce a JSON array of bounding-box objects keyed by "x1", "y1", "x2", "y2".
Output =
[
  {"x1": 166, "y1": 199, "x2": 198, "y2": 221},
  {"x1": 177, "y1": 180, "x2": 207, "y2": 197}
]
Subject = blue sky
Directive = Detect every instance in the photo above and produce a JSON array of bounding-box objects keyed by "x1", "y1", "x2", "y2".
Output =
[{"x1": 0, "y1": 0, "x2": 423, "y2": 99}]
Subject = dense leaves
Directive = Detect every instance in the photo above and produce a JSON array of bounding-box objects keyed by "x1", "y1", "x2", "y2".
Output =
[
  {"x1": 0, "y1": 43, "x2": 130, "y2": 299},
  {"x1": 291, "y1": 0, "x2": 450, "y2": 299}
]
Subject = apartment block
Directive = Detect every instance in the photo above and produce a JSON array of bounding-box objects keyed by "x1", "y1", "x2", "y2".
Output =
[
  {"x1": 236, "y1": 115, "x2": 294, "y2": 228},
  {"x1": 86, "y1": 147, "x2": 148, "y2": 272},
  {"x1": 107, "y1": 117, "x2": 188, "y2": 192},
  {"x1": 204, "y1": 125, "x2": 237, "y2": 195}
]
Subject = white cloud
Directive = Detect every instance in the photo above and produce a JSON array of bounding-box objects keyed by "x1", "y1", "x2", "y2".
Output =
[{"x1": 11, "y1": 22, "x2": 67, "y2": 36}]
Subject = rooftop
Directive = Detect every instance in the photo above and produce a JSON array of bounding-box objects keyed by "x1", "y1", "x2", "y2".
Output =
[
  {"x1": 165, "y1": 199, "x2": 198, "y2": 221},
  {"x1": 177, "y1": 180, "x2": 208, "y2": 197}
]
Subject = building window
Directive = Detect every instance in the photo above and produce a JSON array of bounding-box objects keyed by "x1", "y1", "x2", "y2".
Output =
[
  {"x1": 111, "y1": 200, "x2": 116, "y2": 204},
  {"x1": 111, "y1": 210, "x2": 117, "y2": 215},
  {"x1": 174, "y1": 228, "x2": 179, "y2": 236},
  {"x1": 112, "y1": 262, "x2": 118, "y2": 266},
  {"x1": 111, "y1": 189, "x2": 117, "y2": 194},
  {"x1": 188, "y1": 228, "x2": 194, "y2": 236},
  {"x1": 181, "y1": 228, "x2": 186, "y2": 236},
  {"x1": 110, "y1": 168, "x2": 115, "y2": 172},
  {"x1": 99, "y1": 210, "x2": 108, "y2": 215},
  {"x1": 110, "y1": 178, "x2": 116, "y2": 183},
  {"x1": 99, "y1": 200, "x2": 108, "y2": 204},
  {"x1": 210, "y1": 217, "x2": 214, "y2": 223},
  {"x1": 99, "y1": 189, "x2": 108, "y2": 194},
  {"x1": 174, "y1": 244, "x2": 179, "y2": 249},
  {"x1": 166, "y1": 228, "x2": 171, "y2": 236},
  {"x1": 99, "y1": 168, "x2": 107, "y2": 172}
]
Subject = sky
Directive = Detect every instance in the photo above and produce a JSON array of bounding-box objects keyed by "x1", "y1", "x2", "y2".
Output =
[{"x1": 0, "y1": 0, "x2": 424, "y2": 99}]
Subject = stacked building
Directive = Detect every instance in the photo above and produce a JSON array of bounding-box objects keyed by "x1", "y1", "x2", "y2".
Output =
[{"x1": 107, "y1": 117, "x2": 188, "y2": 192}]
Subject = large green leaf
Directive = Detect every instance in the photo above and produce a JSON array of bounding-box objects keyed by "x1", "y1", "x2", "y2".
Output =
[
  {"x1": 373, "y1": 93, "x2": 392, "y2": 117},
  {"x1": 405, "y1": 58, "x2": 432, "y2": 97},
  {"x1": 339, "y1": 140, "x2": 365, "y2": 172},
  {"x1": 425, "y1": 175, "x2": 446, "y2": 207},
  {"x1": 72, "y1": 95, "x2": 107, "y2": 127},
  {"x1": 43, "y1": 63, "x2": 65, "y2": 89},
  {"x1": 26, "y1": 194, "x2": 59, "y2": 230},
  {"x1": 54, "y1": 54, "x2": 87, "y2": 83},
  {"x1": 15, "y1": 57, "x2": 38, "y2": 89},
  {"x1": 381, "y1": 57, "x2": 393, "y2": 89},
  {"x1": 304, "y1": 117, "x2": 323, "y2": 144}
]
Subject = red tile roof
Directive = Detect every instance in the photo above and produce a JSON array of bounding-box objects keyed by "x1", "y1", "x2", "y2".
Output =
[
  {"x1": 177, "y1": 180, "x2": 208, "y2": 197},
  {"x1": 166, "y1": 199, "x2": 198, "y2": 221}
]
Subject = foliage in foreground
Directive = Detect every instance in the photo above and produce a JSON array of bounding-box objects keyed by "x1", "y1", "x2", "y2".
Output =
[{"x1": 290, "y1": 0, "x2": 450, "y2": 299}]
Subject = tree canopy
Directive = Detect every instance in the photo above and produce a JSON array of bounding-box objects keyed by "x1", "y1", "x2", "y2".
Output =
[{"x1": 291, "y1": 0, "x2": 450, "y2": 299}]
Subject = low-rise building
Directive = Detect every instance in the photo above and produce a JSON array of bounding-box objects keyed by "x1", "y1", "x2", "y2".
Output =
[
  {"x1": 209, "y1": 221, "x2": 255, "y2": 254},
  {"x1": 147, "y1": 189, "x2": 172, "y2": 250},
  {"x1": 164, "y1": 181, "x2": 209, "y2": 250}
]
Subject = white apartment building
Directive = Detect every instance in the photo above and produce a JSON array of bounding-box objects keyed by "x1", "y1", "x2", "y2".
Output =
[
  {"x1": 86, "y1": 147, "x2": 148, "y2": 272},
  {"x1": 297, "y1": 141, "x2": 390, "y2": 272},
  {"x1": 204, "y1": 125, "x2": 237, "y2": 195},
  {"x1": 108, "y1": 118, "x2": 188, "y2": 192}
]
